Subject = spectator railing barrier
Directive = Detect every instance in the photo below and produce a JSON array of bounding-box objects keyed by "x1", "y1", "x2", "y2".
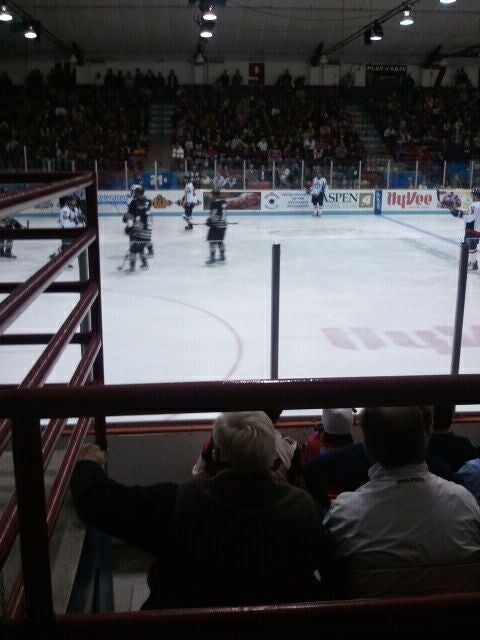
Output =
[
  {"x1": 0, "y1": 172, "x2": 105, "y2": 622},
  {"x1": 1, "y1": 377, "x2": 480, "y2": 637},
  {"x1": 7, "y1": 155, "x2": 480, "y2": 191}
]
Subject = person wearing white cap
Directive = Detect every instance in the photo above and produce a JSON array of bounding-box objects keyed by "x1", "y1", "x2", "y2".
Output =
[{"x1": 306, "y1": 408, "x2": 354, "y2": 461}]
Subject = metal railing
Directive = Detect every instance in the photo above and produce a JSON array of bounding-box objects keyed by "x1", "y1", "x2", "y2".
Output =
[{"x1": 0, "y1": 172, "x2": 105, "y2": 620}]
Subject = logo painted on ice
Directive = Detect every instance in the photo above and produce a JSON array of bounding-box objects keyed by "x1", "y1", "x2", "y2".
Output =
[
  {"x1": 322, "y1": 326, "x2": 480, "y2": 355},
  {"x1": 264, "y1": 192, "x2": 280, "y2": 209}
]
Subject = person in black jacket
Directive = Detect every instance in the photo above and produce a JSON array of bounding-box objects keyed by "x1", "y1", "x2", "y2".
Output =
[
  {"x1": 0, "y1": 215, "x2": 22, "y2": 258},
  {"x1": 124, "y1": 187, "x2": 152, "y2": 272},
  {"x1": 205, "y1": 188, "x2": 227, "y2": 264},
  {"x1": 70, "y1": 411, "x2": 330, "y2": 609}
]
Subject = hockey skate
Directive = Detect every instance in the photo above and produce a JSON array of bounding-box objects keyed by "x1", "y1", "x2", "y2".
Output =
[
  {"x1": 218, "y1": 254, "x2": 226, "y2": 262},
  {"x1": 4, "y1": 251, "x2": 16, "y2": 259},
  {"x1": 468, "y1": 261, "x2": 478, "y2": 271},
  {"x1": 205, "y1": 256, "x2": 215, "y2": 265}
]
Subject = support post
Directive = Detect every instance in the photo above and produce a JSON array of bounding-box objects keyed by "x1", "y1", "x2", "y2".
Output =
[
  {"x1": 329, "y1": 160, "x2": 333, "y2": 188},
  {"x1": 124, "y1": 161, "x2": 128, "y2": 191},
  {"x1": 11, "y1": 414, "x2": 54, "y2": 625},
  {"x1": 386, "y1": 160, "x2": 391, "y2": 189},
  {"x1": 301, "y1": 160, "x2": 304, "y2": 187},
  {"x1": 358, "y1": 160, "x2": 362, "y2": 189},
  {"x1": 469, "y1": 161, "x2": 474, "y2": 189},
  {"x1": 243, "y1": 159, "x2": 246, "y2": 190},
  {"x1": 23, "y1": 145, "x2": 28, "y2": 171},
  {"x1": 442, "y1": 160, "x2": 447, "y2": 188},
  {"x1": 270, "y1": 243, "x2": 281, "y2": 380},
  {"x1": 154, "y1": 160, "x2": 158, "y2": 189},
  {"x1": 414, "y1": 160, "x2": 419, "y2": 188},
  {"x1": 451, "y1": 242, "x2": 469, "y2": 374}
]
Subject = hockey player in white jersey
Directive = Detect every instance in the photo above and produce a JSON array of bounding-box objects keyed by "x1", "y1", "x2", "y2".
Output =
[
  {"x1": 462, "y1": 186, "x2": 480, "y2": 270},
  {"x1": 182, "y1": 175, "x2": 198, "y2": 230},
  {"x1": 50, "y1": 194, "x2": 85, "y2": 266},
  {"x1": 127, "y1": 175, "x2": 143, "y2": 206},
  {"x1": 306, "y1": 171, "x2": 328, "y2": 216},
  {"x1": 450, "y1": 185, "x2": 480, "y2": 271}
]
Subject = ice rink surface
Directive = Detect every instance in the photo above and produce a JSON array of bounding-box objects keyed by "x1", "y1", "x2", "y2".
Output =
[{"x1": 2, "y1": 210, "x2": 479, "y2": 415}]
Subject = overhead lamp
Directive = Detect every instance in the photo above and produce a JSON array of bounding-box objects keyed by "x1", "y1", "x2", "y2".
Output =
[
  {"x1": 364, "y1": 29, "x2": 372, "y2": 45},
  {"x1": 201, "y1": 3, "x2": 217, "y2": 21},
  {"x1": 24, "y1": 24, "x2": 38, "y2": 39},
  {"x1": 370, "y1": 21, "x2": 383, "y2": 41},
  {"x1": 200, "y1": 23, "x2": 213, "y2": 38},
  {"x1": 319, "y1": 54, "x2": 328, "y2": 64},
  {"x1": 0, "y1": 4, "x2": 12, "y2": 21},
  {"x1": 439, "y1": 0, "x2": 456, "y2": 4},
  {"x1": 400, "y1": 7, "x2": 414, "y2": 25}
]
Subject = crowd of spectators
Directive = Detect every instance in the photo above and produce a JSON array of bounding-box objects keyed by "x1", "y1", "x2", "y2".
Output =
[
  {"x1": 368, "y1": 72, "x2": 480, "y2": 164},
  {"x1": 170, "y1": 79, "x2": 365, "y2": 186},
  {"x1": 0, "y1": 67, "x2": 151, "y2": 172},
  {"x1": 70, "y1": 404, "x2": 480, "y2": 609}
]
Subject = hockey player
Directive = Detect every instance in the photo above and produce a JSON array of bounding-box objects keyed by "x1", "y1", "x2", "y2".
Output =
[
  {"x1": 127, "y1": 184, "x2": 154, "y2": 255},
  {"x1": 451, "y1": 186, "x2": 480, "y2": 271},
  {"x1": 205, "y1": 188, "x2": 227, "y2": 264},
  {"x1": 307, "y1": 171, "x2": 328, "y2": 216},
  {"x1": 183, "y1": 175, "x2": 197, "y2": 230},
  {"x1": 125, "y1": 186, "x2": 152, "y2": 272},
  {"x1": 0, "y1": 215, "x2": 23, "y2": 258},
  {"x1": 127, "y1": 175, "x2": 143, "y2": 206},
  {"x1": 50, "y1": 194, "x2": 85, "y2": 266}
]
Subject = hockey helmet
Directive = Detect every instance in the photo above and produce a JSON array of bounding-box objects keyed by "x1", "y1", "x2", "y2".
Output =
[
  {"x1": 133, "y1": 185, "x2": 144, "y2": 196},
  {"x1": 472, "y1": 186, "x2": 480, "y2": 200}
]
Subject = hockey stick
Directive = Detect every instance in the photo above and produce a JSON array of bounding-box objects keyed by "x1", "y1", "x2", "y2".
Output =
[{"x1": 187, "y1": 222, "x2": 239, "y2": 226}]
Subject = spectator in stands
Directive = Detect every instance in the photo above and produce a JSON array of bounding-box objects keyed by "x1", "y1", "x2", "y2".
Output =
[
  {"x1": 303, "y1": 406, "x2": 455, "y2": 512},
  {"x1": 171, "y1": 141, "x2": 184, "y2": 170},
  {"x1": 427, "y1": 405, "x2": 479, "y2": 471},
  {"x1": 70, "y1": 411, "x2": 329, "y2": 608},
  {"x1": 192, "y1": 409, "x2": 305, "y2": 486},
  {"x1": 455, "y1": 458, "x2": 480, "y2": 505},
  {"x1": 324, "y1": 406, "x2": 480, "y2": 598},
  {"x1": 167, "y1": 69, "x2": 178, "y2": 90},
  {"x1": 219, "y1": 70, "x2": 230, "y2": 90},
  {"x1": 305, "y1": 409, "x2": 354, "y2": 462},
  {"x1": 231, "y1": 69, "x2": 243, "y2": 89}
]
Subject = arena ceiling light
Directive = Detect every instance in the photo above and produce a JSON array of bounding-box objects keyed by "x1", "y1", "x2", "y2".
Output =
[
  {"x1": 370, "y1": 21, "x2": 383, "y2": 41},
  {"x1": 201, "y1": 3, "x2": 217, "y2": 21},
  {"x1": 199, "y1": 21, "x2": 214, "y2": 38},
  {"x1": 0, "y1": 4, "x2": 12, "y2": 21},
  {"x1": 400, "y1": 6, "x2": 414, "y2": 26},
  {"x1": 24, "y1": 23, "x2": 37, "y2": 39},
  {"x1": 439, "y1": 0, "x2": 456, "y2": 3}
]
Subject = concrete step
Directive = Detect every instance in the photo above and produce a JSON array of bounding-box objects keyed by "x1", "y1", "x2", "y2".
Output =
[{"x1": 0, "y1": 450, "x2": 86, "y2": 614}]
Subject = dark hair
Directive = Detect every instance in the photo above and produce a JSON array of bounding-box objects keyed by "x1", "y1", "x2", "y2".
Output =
[
  {"x1": 361, "y1": 407, "x2": 426, "y2": 468},
  {"x1": 432, "y1": 405, "x2": 455, "y2": 431}
]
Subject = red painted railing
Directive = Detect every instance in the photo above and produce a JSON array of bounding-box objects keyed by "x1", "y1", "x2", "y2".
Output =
[{"x1": 0, "y1": 172, "x2": 105, "y2": 622}]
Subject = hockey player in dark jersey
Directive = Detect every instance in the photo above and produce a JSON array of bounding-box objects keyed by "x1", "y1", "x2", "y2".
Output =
[
  {"x1": 0, "y1": 215, "x2": 23, "y2": 258},
  {"x1": 124, "y1": 187, "x2": 152, "y2": 272},
  {"x1": 205, "y1": 188, "x2": 227, "y2": 264},
  {"x1": 0, "y1": 216, "x2": 23, "y2": 258}
]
